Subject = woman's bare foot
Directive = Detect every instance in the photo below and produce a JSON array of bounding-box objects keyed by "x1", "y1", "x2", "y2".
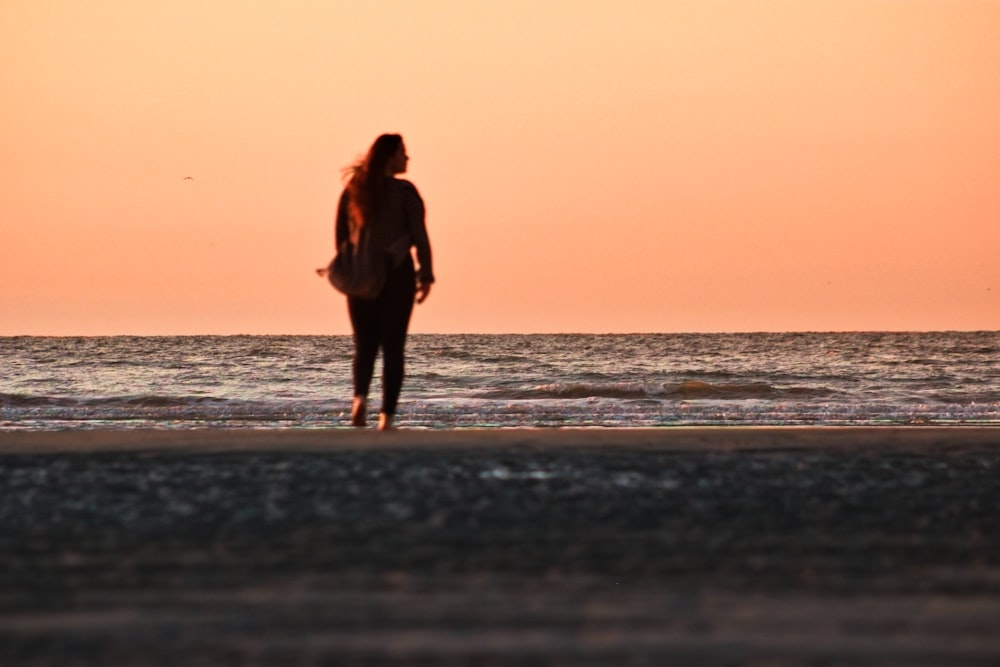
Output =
[
  {"x1": 378, "y1": 412, "x2": 395, "y2": 431},
  {"x1": 350, "y1": 397, "x2": 367, "y2": 427}
]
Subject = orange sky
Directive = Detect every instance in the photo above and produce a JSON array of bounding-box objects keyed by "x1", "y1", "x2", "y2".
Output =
[{"x1": 2, "y1": 0, "x2": 998, "y2": 334}]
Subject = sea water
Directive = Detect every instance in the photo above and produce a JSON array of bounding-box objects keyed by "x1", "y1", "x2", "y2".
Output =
[{"x1": 1, "y1": 332, "x2": 998, "y2": 430}]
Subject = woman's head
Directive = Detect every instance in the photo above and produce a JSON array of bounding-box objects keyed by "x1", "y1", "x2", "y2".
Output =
[
  {"x1": 347, "y1": 134, "x2": 406, "y2": 227},
  {"x1": 364, "y1": 133, "x2": 405, "y2": 176}
]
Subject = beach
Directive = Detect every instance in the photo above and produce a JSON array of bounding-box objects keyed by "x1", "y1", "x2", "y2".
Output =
[{"x1": 1, "y1": 427, "x2": 998, "y2": 666}]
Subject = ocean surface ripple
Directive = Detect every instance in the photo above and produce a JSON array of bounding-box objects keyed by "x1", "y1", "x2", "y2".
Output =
[{"x1": 2, "y1": 332, "x2": 998, "y2": 429}]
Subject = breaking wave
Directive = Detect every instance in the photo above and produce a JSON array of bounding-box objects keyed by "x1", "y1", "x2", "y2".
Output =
[{"x1": 481, "y1": 381, "x2": 837, "y2": 401}]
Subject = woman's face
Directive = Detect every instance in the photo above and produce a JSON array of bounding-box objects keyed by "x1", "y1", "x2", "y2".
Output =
[{"x1": 387, "y1": 143, "x2": 409, "y2": 175}]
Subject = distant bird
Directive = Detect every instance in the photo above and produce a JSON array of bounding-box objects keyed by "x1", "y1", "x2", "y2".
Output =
[{"x1": 183, "y1": 176, "x2": 194, "y2": 181}]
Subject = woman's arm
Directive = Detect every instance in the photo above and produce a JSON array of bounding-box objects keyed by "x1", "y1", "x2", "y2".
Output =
[{"x1": 400, "y1": 181, "x2": 434, "y2": 287}]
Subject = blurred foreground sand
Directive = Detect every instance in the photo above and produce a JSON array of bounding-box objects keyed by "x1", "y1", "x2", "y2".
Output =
[{"x1": 1, "y1": 427, "x2": 998, "y2": 666}]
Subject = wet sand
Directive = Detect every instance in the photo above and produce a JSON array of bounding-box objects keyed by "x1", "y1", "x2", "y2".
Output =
[{"x1": 1, "y1": 427, "x2": 998, "y2": 666}]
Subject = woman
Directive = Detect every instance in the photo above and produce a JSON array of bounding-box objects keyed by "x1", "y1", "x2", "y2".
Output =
[{"x1": 336, "y1": 134, "x2": 434, "y2": 430}]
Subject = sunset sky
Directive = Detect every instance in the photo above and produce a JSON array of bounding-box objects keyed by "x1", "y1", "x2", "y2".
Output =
[{"x1": 2, "y1": 0, "x2": 998, "y2": 335}]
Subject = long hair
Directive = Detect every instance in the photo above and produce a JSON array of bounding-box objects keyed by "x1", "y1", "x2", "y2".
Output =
[{"x1": 345, "y1": 134, "x2": 403, "y2": 230}]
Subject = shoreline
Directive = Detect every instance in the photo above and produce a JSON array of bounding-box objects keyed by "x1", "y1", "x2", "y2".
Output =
[{"x1": 1, "y1": 425, "x2": 998, "y2": 454}]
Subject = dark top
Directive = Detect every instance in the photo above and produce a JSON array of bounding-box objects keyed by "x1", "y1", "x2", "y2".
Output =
[{"x1": 335, "y1": 178, "x2": 434, "y2": 285}]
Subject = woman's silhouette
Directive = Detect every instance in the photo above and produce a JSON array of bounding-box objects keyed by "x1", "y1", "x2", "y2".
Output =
[{"x1": 336, "y1": 134, "x2": 434, "y2": 430}]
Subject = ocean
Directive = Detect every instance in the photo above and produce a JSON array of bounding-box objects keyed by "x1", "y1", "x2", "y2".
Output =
[{"x1": 1, "y1": 332, "x2": 998, "y2": 430}]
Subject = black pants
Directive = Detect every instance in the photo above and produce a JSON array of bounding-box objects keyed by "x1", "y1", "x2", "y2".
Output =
[{"x1": 347, "y1": 256, "x2": 416, "y2": 416}]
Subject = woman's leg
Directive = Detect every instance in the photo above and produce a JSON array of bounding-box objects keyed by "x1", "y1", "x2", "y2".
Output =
[
  {"x1": 347, "y1": 295, "x2": 380, "y2": 424},
  {"x1": 378, "y1": 258, "x2": 416, "y2": 419}
]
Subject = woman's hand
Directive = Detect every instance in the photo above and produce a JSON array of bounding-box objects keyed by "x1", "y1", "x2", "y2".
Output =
[{"x1": 416, "y1": 281, "x2": 432, "y2": 304}]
